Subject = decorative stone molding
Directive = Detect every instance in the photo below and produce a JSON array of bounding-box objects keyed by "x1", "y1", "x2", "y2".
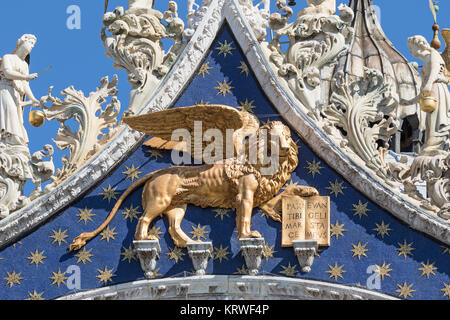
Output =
[
  {"x1": 1, "y1": 0, "x2": 449, "y2": 253},
  {"x1": 293, "y1": 240, "x2": 318, "y2": 273},
  {"x1": 184, "y1": 0, "x2": 213, "y2": 40},
  {"x1": 134, "y1": 240, "x2": 161, "y2": 279},
  {"x1": 40, "y1": 75, "x2": 121, "y2": 192},
  {"x1": 239, "y1": 238, "x2": 265, "y2": 276},
  {"x1": 324, "y1": 68, "x2": 398, "y2": 182},
  {"x1": 57, "y1": 275, "x2": 398, "y2": 300},
  {"x1": 236, "y1": 0, "x2": 270, "y2": 41},
  {"x1": 187, "y1": 242, "x2": 213, "y2": 276},
  {"x1": 102, "y1": 0, "x2": 185, "y2": 112}
]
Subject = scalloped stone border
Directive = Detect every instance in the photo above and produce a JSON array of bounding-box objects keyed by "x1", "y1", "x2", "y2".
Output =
[
  {"x1": 56, "y1": 275, "x2": 398, "y2": 300},
  {"x1": 0, "y1": 0, "x2": 448, "y2": 249}
]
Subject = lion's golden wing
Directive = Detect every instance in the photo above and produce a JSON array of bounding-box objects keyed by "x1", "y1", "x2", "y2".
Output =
[{"x1": 124, "y1": 104, "x2": 258, "y2": 159}]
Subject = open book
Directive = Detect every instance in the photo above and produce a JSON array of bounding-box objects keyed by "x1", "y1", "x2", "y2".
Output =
[{"x1": 281, "y1": 195, "x2": 330, "y2": 247}]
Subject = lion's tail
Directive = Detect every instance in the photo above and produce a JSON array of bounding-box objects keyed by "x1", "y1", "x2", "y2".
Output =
[{"x1": 69, "y1": 171, "x2": 159, "y2": 251}]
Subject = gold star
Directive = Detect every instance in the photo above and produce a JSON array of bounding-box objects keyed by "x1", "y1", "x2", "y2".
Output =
[
  {"x1": 352, "y1": 201, "x2": 370, "y2": 219},
  {"x1": 146, "y1": 149, "x2": 163, "y2": 161},
  {"x1": 330, "y1": 221, "x2": 347, "y2": 239},
  {"x1": 194, "y1": 99, "x2": 210, "y2": 106},
  {"x1": 418, "y1": 260, "x2": 437, "y2": 279},
  {"x1": 76, "y1": 207, "x2": 95, "y2": 224},
  {"x1": 12, "y1": 241, "x2": 23, "y2": 248},
  {"x1": 26, "y1": 249, "x2": 46, "y2": 267},
  {"x1": 189, "y1": 224, "x2": 209, "y2": 241},
  {"x1": 282, "y1": 180, "x2": 299, "y2": 191},
  {"x1": 4, "y1": 270, "x2": 23, "y2": 288},
  {"x1": 259, "y1": 209, "x2": 270, "y2": 219},
  {"x1": 213, "y1": 209, "x2": 230, "y2": 221},
  {"x1": 121, "y1": 245, "x2": 137, "y2": 263},
  {"x1": 49, "y1": 268, "x2": 68, "y2": 287},
  {"x1": 326, "y1": 179, "x2": 347, "y2": 198},
  {"x1": 234, "y1": 265, "x2": 248, "y2": 275},
  {"x1": 122, "y1": 205, "x2": 141, "y2": 222},
  {"x1": 100, "y1": 226, "x2": 118, "y2": 243},
  {"x1": 350, "y1": 242, "x2": 369, "y2": 260},
  {"x1": 441, "y1": 246, "x2": 450, "y2": 255},
  {"x1": 96, "y1": 266, "x2": 115, "y2": 285},
  {"x1": 441, "y1": 282, "x2": 450, "y2": 299},
  {"x1": 75, "y1": 247, "x2": 94, "y2": 264},
  {"x1": 280, "y1": 262, "x2": 298, "y2": 277},
  {"x1": 213, "y1": 245, "x2": 231, "y2": 263},
  {"x1": 305, "y1": 159, "x2": 324, "y2": 178},
  {"x1": 99, "y1": 184, "x2": 119, "y2": 203},
  {"x1": 166, "y1": 246, "x2": 185, "y2": 263},
  {"x1": 122, "y1": 164, "x2": 142, "y2": 182},
  {"x1": 373, "y1": 221, "x2": 392, "y2": 238},
  {"x1": 396, "y1": 240, "x2": 415, "y2": 259},
  {"x1": 50, "y1": 228, "x2": 69, "y2": 246},
  {"x1": 374, "y1": 262, "x2": 392, "y2": 280},
  {"x1": 198, "y1": 62, "x2": 213, "y2": 78},
  {"x1": 148, "y1": 226, "x2": 163, "y2": 240},
  {"x1": 238, "y1": 61, "x2": 249, "y2": 76},
  {"x1": 149, "y1": 268, "x2": 162, "y2": 279},
  {"x1": 263, "y1": 242, "x2": 277, "y2": 262},
  {"x1": 215, "y1": 40, "x2": 234, "y2": 57},
  {"x1": 326, "y1": 263, "x2": 346, "y2": 281},
  {"x1": 215, "y1": 79, "x2": 234, "y2": 96},
  {"x1": 395, "y1": 281, "x2": 415, "y2": 299},
  {"x1": 238, "y1": 99, "x2": 256, "y2": 113},
  {"x1": 26, "y1": 290, "x2": 45, "y2": 300}
]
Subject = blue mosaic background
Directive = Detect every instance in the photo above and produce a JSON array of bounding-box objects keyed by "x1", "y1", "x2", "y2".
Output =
[{"x1": 0, "y1": 25, "x2": 449, "y2": 300}]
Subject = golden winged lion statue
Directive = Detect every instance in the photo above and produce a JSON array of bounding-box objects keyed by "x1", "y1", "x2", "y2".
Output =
[{"x1": 70, "y1": 105, "x2": 318, "y2": 250}]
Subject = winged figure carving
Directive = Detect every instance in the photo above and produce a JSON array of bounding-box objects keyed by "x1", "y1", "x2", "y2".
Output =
[
  {"x1": 70, "y1": 105, "x2": 318, "y2": 250},
  {"x1": 442, "y1": 29, "x2": 450, "y2": 82}
]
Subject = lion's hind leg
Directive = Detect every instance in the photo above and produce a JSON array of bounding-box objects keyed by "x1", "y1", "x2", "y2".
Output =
[
  {"x1": 135, "y1": 201, "x2": 168, "y2": 241},
  {"x1": 166, "y1": 204, "x2": 196, "y2": 248}
]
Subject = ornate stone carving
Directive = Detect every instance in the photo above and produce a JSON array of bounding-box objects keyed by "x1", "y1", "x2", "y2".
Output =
[
  {"x1": 134, "y1": 240, "x2": 161, "y2": 279},
  {"x1": 102, "y1": 0, "x2": 185, "y2": 112},
  {"x1": 184, "y1": 0, "x2": 213, "y2": 40},
  {"x1": 187, "y1": 242, "x2": 213, "y2": 276},
  {"x1": 40, "y1": 76, "x2": 121, "y2": 191},
  {"x1": 443, "y1": 29, "x2": 450, "y2": 82},
  {"x1": 267, "y1": 1, "x2": 354, "y2": 115},
  {"x1": 293, "y1": 240, "x2": 317, "y2": 273},
  {"x1": 69, "y1": 104, "x2": 319, "y2": 251},
  {"x1": 0, "y1": 34, "x2": 55, "y2": 217},
  {"x1": 239, "y1": 238, "x2": 265, "y2": 276},
  {"x1": 324, "y1": 68, "x2": 399, "y2": 181},
  {"x1": 237, "y1": 0, "x2": 270, "y2": 41}
]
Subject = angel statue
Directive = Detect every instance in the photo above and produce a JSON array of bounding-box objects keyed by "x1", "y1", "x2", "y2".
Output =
[
  {"x1": 401, "y1": 35, "x2": 450, "y2": 156},
  {"x1": 0, "y1": 34, "x2": 41, "y2": 146},
  {"x1": 70, "y1": 105, "x2": 319, "y2": 250}
]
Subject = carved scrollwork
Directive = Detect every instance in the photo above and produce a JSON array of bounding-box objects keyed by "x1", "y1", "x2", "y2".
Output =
[
  {"x1": 102, "y1": 0, "x2": 185, "y2": 112},
  {"x1": 267, "y1": 1, "x2": 354, "y2": 115},
  {"x1": 323, "y1": 68, "x2": 399, "y2": 181},
  {"x1": 40, "y1": 76, "x2": 121, "y2": 191}
]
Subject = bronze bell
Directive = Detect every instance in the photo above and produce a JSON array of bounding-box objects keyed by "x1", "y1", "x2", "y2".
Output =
[
  {"x1": 29, "y1": 110, "x2": 45, "y2": 127},
  {"x1": 288, "y1": 1, "x2": 296, "y2": 6}
]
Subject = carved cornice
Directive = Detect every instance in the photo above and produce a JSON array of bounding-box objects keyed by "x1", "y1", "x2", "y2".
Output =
[
  {"x1": 56, "y1": 275, "x2": 398, "y2": 300},
  {"x1": 0, "y1": 0, "x2": 449, "y2": 250}
]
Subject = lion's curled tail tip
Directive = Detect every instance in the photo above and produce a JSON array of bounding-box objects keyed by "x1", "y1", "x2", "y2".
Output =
[{"x1": 69, "y1": 234, "x2": 87, "y2": 252}]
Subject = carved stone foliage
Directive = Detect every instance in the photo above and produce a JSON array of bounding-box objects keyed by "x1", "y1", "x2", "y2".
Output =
[
  {"x1": 266, "y1": 1, "x2": 354, "y2": 114},
  {"x1": 102, "y1": 0, "x2": 185, "y2": 112},
  {"x1": 237, "y1": 0, "x2": 270, "y2": 41},
  {"x1": 323, "y1": 68, "x2": 399, "y2": 182},
  {"x1": 184, "y1": 0, "x2": 213, "y2": 40},
  {"x1": 40, "y1": 76, "x2": 121, "y2": 191},
  {"x1": 390, "y1": 153, "x2": 450, "y2": 220}
]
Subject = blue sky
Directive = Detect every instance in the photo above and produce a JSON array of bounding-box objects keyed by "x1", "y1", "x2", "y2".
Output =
[{"x1": 0, "y1": 0, "x2": 448, "y2": 194}]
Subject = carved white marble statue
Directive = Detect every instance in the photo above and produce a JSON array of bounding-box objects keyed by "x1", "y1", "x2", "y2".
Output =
[
  {"x1": 402, "y1": 35, "x2": 450, "y2": 156},
  {"x1": 0, "y1": 34, "x2": 40, "y2": 146},
  {"x1": 299, "y1": 0, "x2": 336, "y2": 17}
]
